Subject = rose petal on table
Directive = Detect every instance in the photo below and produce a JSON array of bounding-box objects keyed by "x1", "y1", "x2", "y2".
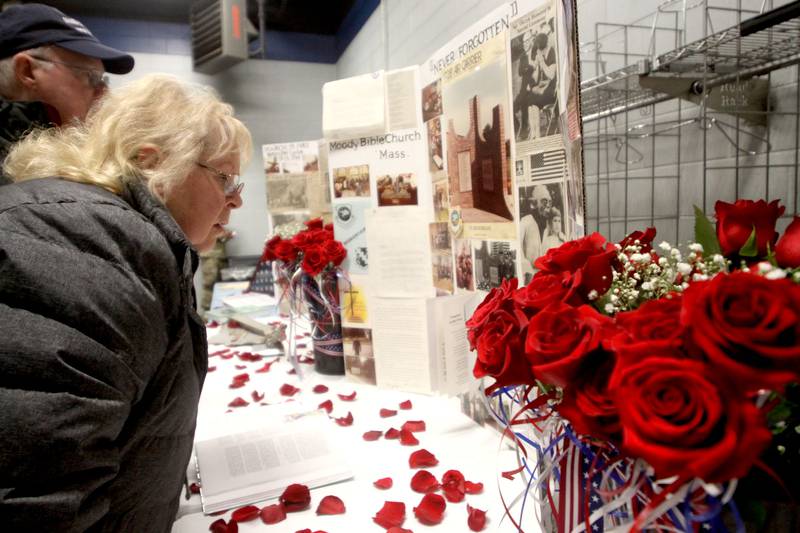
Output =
[
  {"x1": 296, "y1": 530, "x2": 328, "y2": 533},
  {"x1": 255, "y1": 361, "x2": 276, "y2": 373},
  {"x1": 207, "y1": 320, "x2": 220, "y2": 328},
  {"x1": 363, "y1": 430, "x2": 383, "y2": 441},
  {"x1": 374, "y1": 477, "x2": 393, "y2": 489},
  {"x1": 384, "y1": 427, "x2": 400, "y2": 439},
  {"x1": 399, "y1": 429, "x2": 419, "y2": 446},
  {"x1": 410, "y1": 470, "x2": 439, "y2": 493},
  {"x1": 467, "y1": 504, "x2": 487, "y2": 531},
  {"x1": 220, "y1": 353, "x2": 234, "y2": 360},
  {"x1": 225, "y1": 409, "x2": 233, "y2": 413},
  {"x1": 335, "y1": 411, "x2": 354, "y2": 427},
  {"x1": 208, "y1": 518, "x2": 227, "y2": 533},
  {"x1": 189, "y1": 482, "x2": 201, "y2": 494},
  {"x1": 316, "y1": 495, "x2": 346, "y2": 515},
  {"x1": 380, "y1": 408, "x2": 397, "y2": 418},
  {"x1": 251, "y1": 390, "x2": 265, "y2": 402},
  {"x1": 409, "y1": 449, "x2": 438, "y2": 468},
  {"x1": 231, "y1": 504, "x2": 260, "y2": 522},
  {"x1": 235, "y1": 364, "x2": 246, "y2": 370},
  {"x1": 373, "y1": 501, "x2": 406, "y2": 529},
  {"x1": 232, "y1": 373, "x2": 250, "y2": 383},
  {"x1": 398, "y1": 399, "x2": 413, "y2": 410},
  {"x1": 337, "y1": 391, "x2": 357, "y2": 401},
  {"x1": 280, "y1": 383, "x2": 300, "y2": 396},
  {"x1": 207, "y1": 366, "x2": 217, "y2": 372},
  {"x1": 287, "y1": 368, "x2": 297, "y2": 375},
  {"x1": 228, "y1": 397, "x2": 249, "y2": 408},
  {"x1": 259, "y1": 503, "x2": 286, "y2": 524},
  {"x1": 318, "y1": 399, "x2": 333, "y2": 414},
  {"x1": 386, "y1": 528, "x2": 413, "y2": 533},
  {"x1": 229, "y1": 381, "x2": 245, "y2": 389},
  {"x1": 280, "y1": 483, "x2": 311, "y2": 512},
  {"x1": 464, "y1": 481, "x2": 483, "y2": 494},
  {"x1": 413, "y1": 493, "x2": 446, "y2": 525},
  {"x1": 313, "y1": 384, "x2": 329, "y2": 393},
  {"x1": 401, "y1": 420, "x2": 425, "y2": 432},
  {"x1": 227, "y1": 319, "x2": 241, "y2": 328},
  {"x1": 441, "y1": 470, "x2": 465, "y2": 503},
  {"x1": 294, "y1": 334, "x2": 304, "y2": 339}
]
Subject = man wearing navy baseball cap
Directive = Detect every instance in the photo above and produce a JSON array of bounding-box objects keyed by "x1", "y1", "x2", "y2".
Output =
[{"x1": 0, "y1": 3, "x2": 134, "y2": 183}]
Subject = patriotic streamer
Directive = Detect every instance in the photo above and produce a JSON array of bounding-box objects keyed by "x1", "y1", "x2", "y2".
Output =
[{"x1": 481, "y1": 385, "x2": 745, "y2": 533}]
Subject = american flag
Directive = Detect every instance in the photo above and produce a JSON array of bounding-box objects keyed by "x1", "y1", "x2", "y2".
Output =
[
  {"x1": 558, "y1": 445, "x2": 606, "y2": 533},
  {"x1": 530, "y1": 149, "x2": 567, "y2": 182},
  {"x1": 247, "y1": 260, "x2": 275, "y2": 296}
]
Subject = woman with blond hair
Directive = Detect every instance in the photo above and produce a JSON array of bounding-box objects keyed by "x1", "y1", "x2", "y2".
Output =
[{"x1": 0, "y1": 74, "x2": 251, "y2": 531}]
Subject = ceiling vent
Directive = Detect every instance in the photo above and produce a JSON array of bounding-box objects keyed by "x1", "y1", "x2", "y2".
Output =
[{"x1": 190, "y1": 0, "x2": 248, "y2": 74}]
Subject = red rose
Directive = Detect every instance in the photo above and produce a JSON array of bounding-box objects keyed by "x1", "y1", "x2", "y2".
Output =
[
  {"x1": 305, "y1": 217, "x2": 324, "y2": 230},
  {"x1": 533, "y1": 232, "x2": 616, "y2": 297},
  {"x1": 775, "y1": 216, "x2": 800, "y2": 268},
  {"x1": 514, "y1": 270, "x2": 583, "y2": 315},
  {"x1": 323, "y1": 239, "x2": 347, "y2": 266},
  {"x1": 612, "y1": 296, "x2": 683, "y2": 352},
  {"x1": 301, "y1": 244, "x2": 328, "y2": 276},
  {"x1": 465, "y1": 277, "x2": 517, "y2": 349},
  {"x1": 308, "y1": 228, "x2": 333, "y2": 246},
  {"x1": 472, "y1": 308, "x2": 534, "y2": 393},
  {"x1": 291, "y1": 230, "x2": 312, "y2": 250},
  {"x1": 525, "y1": 302, "x2": 610, "y2": 387},
  {"x1": 609, "y1": 355, "x2": 772, "y2": 482},
  {"x1": 261, "y1": 235, "x2": 281, "y2": 261},
  {"x1": 715, "y1": 199, "x2": 784, "y2": 257},
  {"x1": 274, "y1": 239, "x2": 298, "y2": 263},
  {"x1": 619, "y1": 227, "x2": 656, "y2": 253},
  {"x1": 682, "y1": 272, "x2": 800, "y2": 392},
  {"x1": 558, "y1": 350, "x2": 621, "y2": 443}
]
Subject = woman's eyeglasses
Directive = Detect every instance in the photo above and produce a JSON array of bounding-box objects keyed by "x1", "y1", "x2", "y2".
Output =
[
  {"x1": 196, "y1": 162, "x2": 244, "y2": 196},
  {"x1": 27, "y1": 55, "x2": 109, "y2": 89}
]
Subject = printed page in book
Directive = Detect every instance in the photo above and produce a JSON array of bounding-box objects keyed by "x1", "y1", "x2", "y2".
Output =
[{"x1": 195, "y1": 411, "x2": 352, "y2": 514}]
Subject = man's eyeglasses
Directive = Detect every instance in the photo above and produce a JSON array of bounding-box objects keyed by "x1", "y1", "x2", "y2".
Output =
[
  {"x1": 27, "y1": 55, "x2": 108, "y2": 89},
  {"x1": 196, "y1": 162, "x2": 244, "y2": 196}
]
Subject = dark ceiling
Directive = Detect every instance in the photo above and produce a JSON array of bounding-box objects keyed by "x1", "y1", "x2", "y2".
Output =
[{"x1": 29, "y1": 0, "x2": 357, "y2": 34}]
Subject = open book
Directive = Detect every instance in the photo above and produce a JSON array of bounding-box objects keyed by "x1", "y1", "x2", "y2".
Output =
[{"x1": 194, "y1": 412, "x2": 353, "y2": 514}]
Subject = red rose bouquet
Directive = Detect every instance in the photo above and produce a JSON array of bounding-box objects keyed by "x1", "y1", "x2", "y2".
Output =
[
  {"x1": 467, "y1": 200, "x2": 800, "y2": 532},
  {"x1": 261, "y1": 218, "x2": 348, "y2": 374}
]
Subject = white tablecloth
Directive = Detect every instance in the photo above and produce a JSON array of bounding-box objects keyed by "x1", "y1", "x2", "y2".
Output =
[{"x1": 172, "y1": 320, "x2": 542, "y2": 533}]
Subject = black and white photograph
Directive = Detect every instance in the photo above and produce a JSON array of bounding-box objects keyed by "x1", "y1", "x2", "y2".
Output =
[
  {"x1": 511, "y1": 7, "x2": 559, "y2": 142},
  {"x1": 455, "y1": 239, "x2": 474, "y2": 291},
  {"x1": 343, "y1": 327, "x2": 375, "y2": 385},
  {"x1": 421, "y1": 79, "x2": 442, "y2": 123},
  {"x1": 518, "y1": 180, "x2": 567, "y2": 281},
  {"x1": 428, "y1": 222, "x2": 451, "y2": 252},
  {"x1": 333, "y1": 164, "x2": 371, "y2": 198},
  {"x1": 431, "y1": 251, "x2": 454, "y2": 295},
  {"x1": 472, "y1": 240, "x2": 518, "y2": 291},
  {"x1": 377, "y1": 173, "x2": 418, "y2": 206},
  {"x1": 270, "y1": 212, "x2": 309, "y2": 228},
  {"x1": 427, "y1": 117, "x2": 444, "y2": 173},
  {"x1": 433, "y1": 180, "x2": 449, "y2": 222},
  {"x1": 515, "y1": 158, "x2": 525, "y2": 177},
  {"x1": 266, "y1": 176, "x2": 308, "y2": 211}
]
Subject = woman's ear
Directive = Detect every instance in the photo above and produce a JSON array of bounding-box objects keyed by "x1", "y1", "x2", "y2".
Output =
[
  {"x1": 12, "y1": 53, "x2": 38, "y2": 94},
  {"x1": 136, "y1": 144, "x2": 161, "y2": 170}
]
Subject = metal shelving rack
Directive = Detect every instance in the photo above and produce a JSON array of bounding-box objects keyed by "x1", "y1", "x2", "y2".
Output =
[{"x1": 580, "y1": 0, "x2": 800, "y2": 243}]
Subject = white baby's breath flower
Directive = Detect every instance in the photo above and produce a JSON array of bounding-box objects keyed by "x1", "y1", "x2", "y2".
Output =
[
  {"x1": 659, "y1": 241, "x2": 672, "y2": 252},
  {"x1": 587, "y1": 290, "x2": 599, "y2": 300},
  {"x1": 677, "y1": 263, "x2": 693, "y2": 276},
  {"x1": 713, "y1": 254, "x2": 726, "y2": 265},
  {"x1": 604, "y1": 303, "x2": 616, "y2": 314},
  {"x1": 693, "y1": 273, "x2": 709, "y2": 282},
  {"x1": 757, "y1": 262, "x2": 773, "y2": 274},
  {"x1": 689, "y1": 243, "x2": 704, "y2": 253},
  {"x1": 681, "y1": 282, "x2": 689, "y2": 290},
  {"x1": 641, "y1": 281, "x2": 653, "y2": 291},
  {"x1": 765, "y1": 269, "x2": 787, "y2": 280},
  {"x1": 658, "y1": 257, "x2": 668, "y2": 267},
  {"x1": 610, "y1": 294, "x2": 619, "y2": 303}
]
